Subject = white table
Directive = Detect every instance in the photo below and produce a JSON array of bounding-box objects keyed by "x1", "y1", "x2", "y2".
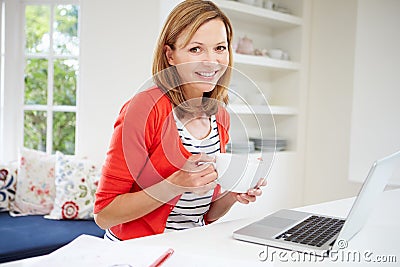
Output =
[{"x1": 2, "y1": 189, "x2": 399, "y2": 267}]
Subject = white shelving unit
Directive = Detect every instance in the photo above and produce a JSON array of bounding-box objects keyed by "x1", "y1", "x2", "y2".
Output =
[
  {"x1": 160, "y1": 0, "x2": 311, "y2": 222},
  {"x1": 214, "y1": 0, "x2": 307, "y2": 152},
  {"x1": 214, "y1": 0, "x2": 311, "y2": 221}
]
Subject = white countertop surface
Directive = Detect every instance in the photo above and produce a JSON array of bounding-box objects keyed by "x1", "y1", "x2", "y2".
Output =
[{"x1": 2, "y1": 189, "x2": 399, "y2": 267}]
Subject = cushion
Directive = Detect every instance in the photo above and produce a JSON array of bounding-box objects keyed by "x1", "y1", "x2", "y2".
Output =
[
  {"x1": 10, "y1": 148, "x2": 56, "y2": 216},
  {"x1": 46, "y1": 151, "x2": 100, "y2": 220},
  {"x1": 0, "y1": 211, "x2": 105, "y2": 263},
  {"x1": 0, "y1": 163, "x2": 17, "y2": 211}
]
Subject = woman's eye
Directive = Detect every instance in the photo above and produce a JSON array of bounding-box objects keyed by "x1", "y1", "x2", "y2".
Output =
[
  {"x1": 189, "y1": 47, "x2": 201, "y2": 53},
  {"x1": 216, "y1": 46, "x2": 227, "y2": 52}
]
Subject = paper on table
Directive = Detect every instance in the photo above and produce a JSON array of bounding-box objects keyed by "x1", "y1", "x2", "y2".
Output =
[
  {"x1": 164, "y1": 252, "x2": 270, "y2": 267},
  {"x1": 23, "y1": 234, "x2": 270, "y2": 267},
  {"x1": 24, "y1": 235, "x2": 172, "y2": 267}
]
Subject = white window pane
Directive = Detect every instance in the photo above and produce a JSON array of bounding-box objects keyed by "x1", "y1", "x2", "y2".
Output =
[
  {"x1": 53, "y1": 5, "x2": 79, "y2": 55},
  {"x1": 25, "y1": 5, "x2": 50, "y2": 54}
]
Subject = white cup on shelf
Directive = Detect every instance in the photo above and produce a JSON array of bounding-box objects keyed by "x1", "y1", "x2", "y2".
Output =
[
  {"x1": 268, "y1": 49, "x2": 284, "y2": 59},
  {"x1": 282, "y1": 52, "x2": 290, "y2": 60},
  {"x1": 265, "y1": 0, "x2": 276, "y2": 10}
]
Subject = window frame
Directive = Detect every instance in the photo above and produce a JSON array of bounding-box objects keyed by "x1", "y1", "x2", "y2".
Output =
[
  {"x1": 0, "y1": 0, "x2": 23, "y2": 164},
  {"x1": 0, "y1": 0, "x2": 4, "y2": 161}
]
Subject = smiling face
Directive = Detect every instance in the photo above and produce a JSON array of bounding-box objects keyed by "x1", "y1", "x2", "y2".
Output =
[{"x1": 165, "y1": 19, "x2": 229, "y2": 100}]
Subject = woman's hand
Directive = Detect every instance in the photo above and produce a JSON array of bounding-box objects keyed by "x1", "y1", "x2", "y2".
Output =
[
  {"x1": 205, "y1": 178, "x2": 267, "y2": 222},
  {"x1": 168, "y1": 153, "x2": 218, "y2": 195},
  {"x1": 233, "y1": 178, "x2": 267, "y2": 204}
]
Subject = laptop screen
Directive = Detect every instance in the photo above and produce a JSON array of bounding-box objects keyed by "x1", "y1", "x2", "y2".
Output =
[{"x1": 334, "y1": 150, "x2": 400, "y2": 249}]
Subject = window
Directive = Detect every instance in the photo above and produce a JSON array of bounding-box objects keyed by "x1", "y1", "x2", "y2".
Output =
[{"x1": 23, "y1": 2, "x2": 79, "y2": 154}]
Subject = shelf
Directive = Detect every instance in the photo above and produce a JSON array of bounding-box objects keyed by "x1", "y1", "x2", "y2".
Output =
[
  {"x1": 214, "y1": 0, "x2": 302, "y2": 29},
  {"x1": 247, "y1": 151, "x2": 296, "y2": 157},
  {"x1": 228, "y1": 104, "x2": 298, "y2": 115},
  {"x1": 230, "y1": 151, "x2": 295, "y2": 157},
  {"x1": 233, "y1": 53, "x2": 300, "y2": 70}
]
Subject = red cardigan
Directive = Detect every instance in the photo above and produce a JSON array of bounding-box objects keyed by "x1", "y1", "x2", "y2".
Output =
[{"x1": 94, "y1": 86, "x2": 230, "y2": 240}]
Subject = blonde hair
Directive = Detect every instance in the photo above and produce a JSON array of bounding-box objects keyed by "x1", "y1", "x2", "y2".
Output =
[{"x1": 152, "y1": 0, "x2": 233, "y2": 116}]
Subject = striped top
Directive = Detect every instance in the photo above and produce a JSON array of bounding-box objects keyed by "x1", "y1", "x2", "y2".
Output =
[{"x1": 164, "y1": 111, "x2": 221, "y2": 232}]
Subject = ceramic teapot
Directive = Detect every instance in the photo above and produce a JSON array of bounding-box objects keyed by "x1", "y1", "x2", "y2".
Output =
[{"x1": 236, "y1": 36, "x2": 254, "y2": 55}]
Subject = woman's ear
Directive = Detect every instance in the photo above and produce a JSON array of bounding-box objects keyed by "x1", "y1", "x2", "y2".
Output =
[{"x1": 164, "y1": 45, "x2": 175, "y2": 66}]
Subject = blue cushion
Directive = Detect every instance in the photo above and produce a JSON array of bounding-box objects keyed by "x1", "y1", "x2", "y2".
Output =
[{"x1": 0, "y1": 212, "x2": 105, "y2": 263}]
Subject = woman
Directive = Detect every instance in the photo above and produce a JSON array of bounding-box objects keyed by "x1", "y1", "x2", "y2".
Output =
[{"x1": 94, "y1": 0, "x2": 266, "y2": 241}]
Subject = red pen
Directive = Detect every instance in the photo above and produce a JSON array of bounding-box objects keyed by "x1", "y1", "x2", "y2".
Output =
[{"x1": 149, "y1": 248, "x2": 174, "y2": 267}]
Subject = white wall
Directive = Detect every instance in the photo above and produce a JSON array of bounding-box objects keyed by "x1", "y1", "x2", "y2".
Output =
[
  {"x1": 349, "y1": 0, "x2": 400, "y2": 185},
  {"x1": 303, "y1": 0, "x2": 361, "y2": 205},
  {"x1": 77, "y1": 0, "x2": 159, "y2": 164}
]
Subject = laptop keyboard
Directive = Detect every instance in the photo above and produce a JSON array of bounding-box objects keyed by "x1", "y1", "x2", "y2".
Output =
[{"x1": 275, "y1": 215, "x2": 345, "y2": 247}]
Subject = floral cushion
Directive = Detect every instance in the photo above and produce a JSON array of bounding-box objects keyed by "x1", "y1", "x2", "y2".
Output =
[
  {"x1": 46, "y1": 151, "x2": 100, "y2": 220},
  {"x1": 10, "y1": 148, "x2": 56, "y2": 216},
  {"x1": 0, "y1": 163, "x2": 18, "y2": 212}
]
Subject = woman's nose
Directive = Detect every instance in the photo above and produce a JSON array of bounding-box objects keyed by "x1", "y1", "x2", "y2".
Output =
[
  {"x1": 202, "y1": 50, "x2": 219, "y2": 63},
  {"x1": 200, "y1": 59, "x2": 220, "y2": 70}
]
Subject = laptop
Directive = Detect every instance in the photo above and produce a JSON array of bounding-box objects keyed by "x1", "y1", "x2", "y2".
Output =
[{"x1": 233, "y1": 150, "x2": 400, "y2": 256}]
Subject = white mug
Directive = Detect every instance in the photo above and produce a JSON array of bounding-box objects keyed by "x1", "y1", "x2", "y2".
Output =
[
  {"x1": 215, "y1": 153, "x2": 265, "y2": 192},
  {"x1": 265, "y1": 0, "x2": 275, "y2": 10}
]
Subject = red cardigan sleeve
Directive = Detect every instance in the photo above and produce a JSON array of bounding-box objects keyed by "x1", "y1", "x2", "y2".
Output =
[{"x1": 94, "y1": 91, "x2": 159, "y2": 214}]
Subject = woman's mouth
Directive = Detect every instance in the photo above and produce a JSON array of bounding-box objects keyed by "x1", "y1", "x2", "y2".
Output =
[{"x1": 195, "y1": 70, "x2": 219, "y2": 79}]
